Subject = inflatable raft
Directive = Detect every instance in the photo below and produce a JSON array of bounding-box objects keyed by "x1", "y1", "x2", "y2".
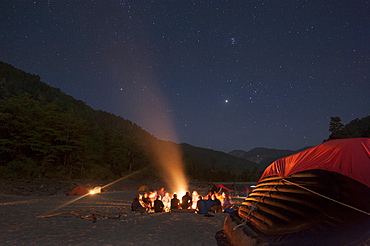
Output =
[{"x1": 217, "y1": 138, "x2": 370, "y2": 245}]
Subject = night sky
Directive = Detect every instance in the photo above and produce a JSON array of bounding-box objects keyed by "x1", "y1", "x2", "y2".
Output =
[{"x1": 1, "y1": 1, "x2": 369, "y2": 153}]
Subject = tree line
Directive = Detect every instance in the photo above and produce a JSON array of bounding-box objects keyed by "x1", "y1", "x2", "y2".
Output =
[
  {"x1": 327, "y1": 116, "x2": 370, "y2": 140},
  {"x1": 0, "y1": 62, "x2": 157, "y2": 180},
  {"x1": 1, "y1": 62, "x2": 367, "y2": 182},
  {"x1": 0, "y1": 61, "x2": 262, "y2": 182},
  {"x1": 0, "y1": 92, "x2": 153, "y2": 180}
]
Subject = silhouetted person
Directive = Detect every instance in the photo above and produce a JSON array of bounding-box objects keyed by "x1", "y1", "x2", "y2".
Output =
[
  {"x1": 222, "y1": 193, "x2": 232, "y2": 210},
  {"x1": 131, "y1": 194, "x2": 146, "y2": 213},
  {"x1": 153, "y1": 196, "x2": 164, "y2": 213},
  {"x1": 196, "y1": 196, "x2": 207, "y2": 214},
  {"x1": 181, "y1": 192, "x2": 192, "y2": 209},
  {"x1": 142, "y1": 193, "x2": 152, "y2": 209},
  {"x1": 162, "y1": 192, "x2": 171, "y2": 212},
  {"x1": 205, "y1": 195, "x2": 216, "y2": 212},
  {"x1": 210, "y1": 194, "x2": 222, "y2": 213},
  {"x1": 171, "y1": 194, "x2": 180, "y2": 210}
]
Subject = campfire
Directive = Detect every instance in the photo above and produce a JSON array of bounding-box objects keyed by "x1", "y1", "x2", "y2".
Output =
[{"x1": 89, "y1": 186, "x2": 102, "y2": 195}]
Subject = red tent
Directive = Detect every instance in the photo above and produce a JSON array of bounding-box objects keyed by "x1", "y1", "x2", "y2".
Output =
[
  {"x1": 259, "y1": 138, "x2": 370, "y2": 188},
  {"x1": 214, "y1": 184, "x2": 233, "y2": 191},
  {"x1": 69, "y1": 186, "x2": 89, "y2": 196}
]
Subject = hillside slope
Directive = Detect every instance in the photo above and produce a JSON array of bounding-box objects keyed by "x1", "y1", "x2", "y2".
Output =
[
  {"x1": 229, "y1": 147, "x2": 311, "y2": 169},
  {"x1": 0, "y1": 61, "x2": 258, "y2": 182}
]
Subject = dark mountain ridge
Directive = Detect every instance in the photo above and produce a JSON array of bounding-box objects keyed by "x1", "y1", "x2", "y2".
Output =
[
  {"x1": 230, "y1": 113, "x2": 370, "y2": 168},
  {"x1": 0, "y1": 61, "x2": 260, "y2": 182},
  {"x1": 180, "y1": 143, "x2": 259, "y2": 172},
  {"x1": 229, "y1": 146, "x2": 312, "y2": 169},
  {"x1": 1, "y1": 61, "x2": 368, "y2": 183}
]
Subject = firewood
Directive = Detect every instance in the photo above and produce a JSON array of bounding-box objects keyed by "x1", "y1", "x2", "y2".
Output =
[{"x1": 35, "y1": 208, "x2": 125, "y2": 222}]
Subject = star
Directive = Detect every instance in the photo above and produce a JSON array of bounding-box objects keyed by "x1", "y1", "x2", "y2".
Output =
[{"x1": 1, "y1": 1, "x2": 368, "y2": 153}]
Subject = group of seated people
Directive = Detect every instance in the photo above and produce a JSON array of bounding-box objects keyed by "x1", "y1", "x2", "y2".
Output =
[{"x1": 131, "y1": 187, "x2": 232, "y2": 214}]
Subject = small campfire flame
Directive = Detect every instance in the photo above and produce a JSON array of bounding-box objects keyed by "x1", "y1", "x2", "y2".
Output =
[{"x1": 89, "y1": 186, "x2": 102, "y2": 195}]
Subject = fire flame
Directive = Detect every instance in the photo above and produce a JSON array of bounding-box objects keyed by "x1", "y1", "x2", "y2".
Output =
[
  {"x1": 148, "y1": 139, "x2": 188, "y2": 194},
  {"x1": 89, "y1": 186, "x2": 102, "y2": 195}
]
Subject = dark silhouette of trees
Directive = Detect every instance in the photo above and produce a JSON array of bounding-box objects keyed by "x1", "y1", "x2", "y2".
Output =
[
  {"x1": 327, "y1": 116, "x2": 370, "y2": 140},
  {"x1": 1, "y1": 61, "x2": 259, "y2": 182},
  {"x1": 329, "y1": 117, "x2": 344, "y2": 137},
  {"x1": 0, "y1": 62, "x2": 153, "y2": 180}
]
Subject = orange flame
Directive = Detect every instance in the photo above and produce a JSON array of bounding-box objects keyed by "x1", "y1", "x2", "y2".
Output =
[{"x1": 147, "y1": 138, "x2": 188, "y2": 194}]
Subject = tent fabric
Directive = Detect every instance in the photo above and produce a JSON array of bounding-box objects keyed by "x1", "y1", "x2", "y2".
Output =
[
  {"x1": 214, "y1": 184, "x2": 233, "y2": 191},
  {"x1": 69, "y1": 186, "x2": 89, "y2": 196},
  {"x1": 259, "y1": 138, "x2": 370, "y2": 188},
  {"x1": 138, "y1": 185, "x2": 150, "y2": 191}
]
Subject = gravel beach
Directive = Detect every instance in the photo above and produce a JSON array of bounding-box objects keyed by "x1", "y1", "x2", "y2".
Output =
[{"x1": 0, "y1": 191, "x2": 229, "y2": 246}]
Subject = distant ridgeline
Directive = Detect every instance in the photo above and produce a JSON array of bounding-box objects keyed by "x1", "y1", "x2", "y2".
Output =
[
  {"x1": 0, "y1": 61, "x2": 260, "y2": 182},
  {"x1": 229, "y1": 116, "x2": 370, "y2": 170},
  {"x1": 228, "y1": 147, "x2": 310, "y2": 170}
]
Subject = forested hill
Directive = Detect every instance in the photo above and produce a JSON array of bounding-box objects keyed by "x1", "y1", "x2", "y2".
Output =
[
  {"x1": 0, "y1": 61, "x2": 259, "y2": 182},
  {"x1": 326, "y1": 116, "x2": 370, "y2": 141},
  {"x1": 0, "y1": 61, "x2": 158, "y2": 180}
]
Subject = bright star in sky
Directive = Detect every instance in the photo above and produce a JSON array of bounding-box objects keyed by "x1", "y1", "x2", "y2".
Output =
[{"x1": 1, "y1": 1, "x2": 368, "y2": 152}]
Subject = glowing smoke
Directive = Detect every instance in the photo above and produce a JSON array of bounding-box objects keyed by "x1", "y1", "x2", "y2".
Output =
[
  {"x1": 139, "y1": 85, "x2": 189, "y2": 195},
  {"x1": 108, "y1": 44, "x2": 189, "y2": 195},
  {"x1": 147, "y1": 138, "x2": 188, "y2": 195}
]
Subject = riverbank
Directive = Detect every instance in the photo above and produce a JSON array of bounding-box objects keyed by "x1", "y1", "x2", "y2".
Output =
[{"x1": 0, "y1": 191, "x2": 228, "y2": 245}]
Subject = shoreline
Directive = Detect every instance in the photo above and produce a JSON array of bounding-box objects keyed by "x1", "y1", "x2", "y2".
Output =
[
  {"x1": 0, "y1": 191, "x2": 229, "y2": 245},
  {"x1": 0, "y1": 178, "x2": 213, "y2": 197}
]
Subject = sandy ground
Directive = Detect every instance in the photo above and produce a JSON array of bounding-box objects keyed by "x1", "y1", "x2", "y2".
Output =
[{"x1": 0, "y1": 191, "x2": 231, "y2": 246}]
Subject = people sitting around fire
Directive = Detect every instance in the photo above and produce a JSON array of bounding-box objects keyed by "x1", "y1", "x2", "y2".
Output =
[
  {"x1": 142, "y1": 193, "x2": 152, "y2": 209},
  {"x1": 171, "y1": 194, "x2": 180, "y2": 210},
  {"x1": 196, "y1": 195, "x2": 208, "y2": 214},
  {"x1": 210, "y1": 194, "x2": 222, "y2": 213},
  {"x1": 157, "y1": 187, "x2": 166, "y2": 198},
  {"x1": 149, "y1": 191, "x2": 158, "y2": 204},
  {"x1": 222, "y1": 192, "x2": 232, "y2": 210},
  {"x1": 153, "y1": 196, "x2": 164, "y2": 213},
  {"x1": 162, "y1": 192, "x2": 171, "y2": 212},
  {"x1": 181, "y1": 192, "x2": 192, "y2": 209},
  {"x1": 205, "y1": 195, "x2": 216, "y2": 212},
  {"x1": 191, "y1": 191, "x2": 199, "y2": 209},
  {"x1": 131, "y1": 194, "x2": 146, "y2": 213},
  {"x1": 131, "y1": 189, "x2": 232, "y2": 214}
]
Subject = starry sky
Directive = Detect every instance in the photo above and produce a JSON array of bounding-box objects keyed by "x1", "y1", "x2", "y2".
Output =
[{"x1": 1, "y1": 0, "x2": 369, "y2": 153}]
